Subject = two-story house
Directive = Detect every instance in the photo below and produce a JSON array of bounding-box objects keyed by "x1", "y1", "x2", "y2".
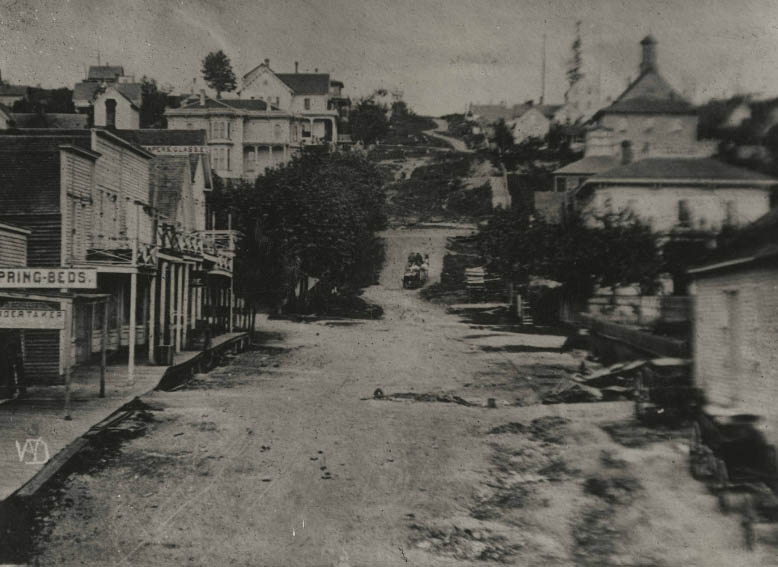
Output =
[
  {"x1": 0, "y1": 129, "x2": 156, "y2": 382},
  {"x1": 237, "y1": 60, "x2": 342, "y2": 145},
  {"x1": 74, "y1": 65, "x2": 143, "y2": 128},
  {"x1": 554, "y1": 36, "x2": 715, "y2": 197},
  {"x1": 165, "y1": 92, "x2": 307, "y2": 180},
  {"x1": 117, "y1": 128, "x2": 240, "y2": 352}
]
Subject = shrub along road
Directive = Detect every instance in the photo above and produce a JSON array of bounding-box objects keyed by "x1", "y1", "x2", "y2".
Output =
[{"x1": 11, "y1": 227, "x2": 768, "y2": 566}]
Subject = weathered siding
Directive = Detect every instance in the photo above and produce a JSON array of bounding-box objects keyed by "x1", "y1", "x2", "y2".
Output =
[
  {"x1": 0, "y1": 228, "x2": 27, "y2": 266},
  {"x1": 92, "y1": 134, "x2": 152, "y2": 246},
  {"x1": 0, "y1": 215, "x2": 61, "y2": 267},
  {"x1": 24, "y1": 330, "x2": 61, "y2": 384},
  {"x1": 694, "y1": 266, "x2": 778, "y2": 418},
  {"x1": 61, "y1": 149, "x2": 95, "y2": 263}
]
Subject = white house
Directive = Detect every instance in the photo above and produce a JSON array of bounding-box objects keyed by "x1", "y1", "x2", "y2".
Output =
[
  {"x1": 575, "y1": 157, "x2": 776, "y2": 234},
  {"x1": 93, "y1": 85, "x2": 140, "y2": 130},
  {"x1": 165, "y1": 92, "x2": 308, "y2": 180},
  {"x1": 507, "y1": 104, "x2": 561, "y2": 144},
  {"x1": 238, "y1": 59, "x2": 341, "y2": 144}
]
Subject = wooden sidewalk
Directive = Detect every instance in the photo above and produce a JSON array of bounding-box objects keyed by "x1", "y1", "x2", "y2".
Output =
[{"x1": 0, "y1": 332, "x2": 249, "y2": 501}]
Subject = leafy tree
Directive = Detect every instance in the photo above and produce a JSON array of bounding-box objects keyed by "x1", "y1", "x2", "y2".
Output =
[
  {"x1": 350, "y1": 98, "x2": 389, "y2": 144},
  {"x1": 492, "y1": 118, "x2": 514, "y2": 155},
  {"x1": 567, "y1": 21, "x2": 584, "y2": 89},
  {"x1": 224, "y1": 152, "x2": 387, "y2": 310},
  {"x1": 140, "y1": 76, "x2": 176, "y2": 128},
  {"x1": 12, "y1": 87, "x2": 74, "y2": 113},
  {"x1": 476, "y1": 208, "x2": 662, "y2": 299},
  {"x1": 201, "y1": 50, "x2": 237, "y2": 99}
]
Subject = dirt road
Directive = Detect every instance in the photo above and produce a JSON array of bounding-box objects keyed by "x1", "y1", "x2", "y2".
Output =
[
  {"x1": 12, "y1": 227, "x2": 771, "y2": 566},
  {"x1": 426, "y1": 119, "x2": 472, "y2": 153}
]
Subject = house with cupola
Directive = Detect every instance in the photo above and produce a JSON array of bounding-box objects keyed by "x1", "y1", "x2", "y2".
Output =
[{"x1": 550, "y1": 35, "x2": 775, "y2": 242}]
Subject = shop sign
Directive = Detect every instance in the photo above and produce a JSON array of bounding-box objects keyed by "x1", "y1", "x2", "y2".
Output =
[
  {"x1": 0, "y1": 268, "x2": 97, "y2": 289},
  {"x1": 0, "y1": 308, "x2": 65, "y2": 329}
]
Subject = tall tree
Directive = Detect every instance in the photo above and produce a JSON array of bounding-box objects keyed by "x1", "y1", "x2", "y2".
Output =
[
  {"x1": 201, "y1": 50, "x2": 237, "y2": 99},
  {"x1": 140, "y1": 76, "x2": 176, "y2": 128},
  {"x1": 350, "y1": 98, "x2": 389, "y2": 144},
  {"x1": 492, "y1": 118, "x2": 515, "y2": 155},
  {"x1": 225, "y1": 152, "x2": 387, "y2": 309},
  {"x1": 566, "y1": 21, "x2": 584, "y2": 89}
]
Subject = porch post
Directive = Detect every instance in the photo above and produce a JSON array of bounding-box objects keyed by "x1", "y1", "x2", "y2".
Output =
[
  {"x1": 229, "y1": 278, "x2": 234, "y2": 333},
  {"x1": 128, "y1": 270, "x2": 137, "y2": 385},
  {"x1": 63, "y1": 298, "x2": 73, "y2": 420},
  {"x1": 100, "y1": 299, "x2": 108, "y2": 397},
  {"x1": 148, "y1": 274, "x2": 156, "y2": 363},
  {"x1": 176, "y1": 264, "x2": 184, "y2": 353},
  {"x1": 182, "y1": 264, "x2": 190, "y2": 349},
  {"x1": 158, "y1": 262, "x2": 167, "y2": 349},
  {"x1": 168, "y1": 261, "x2": 176, "y2": 349}
]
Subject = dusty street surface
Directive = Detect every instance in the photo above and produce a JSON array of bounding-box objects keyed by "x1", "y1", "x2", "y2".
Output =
[{"x1": 10, "y1": 227, "x2": 773, "y2": 566}]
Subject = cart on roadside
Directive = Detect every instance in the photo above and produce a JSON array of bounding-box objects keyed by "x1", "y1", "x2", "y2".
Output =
[
  {"x1": 689, "y1": 410, "x2": 778, "y2": 549},
  {"x1": 633, "y1": 358, "x2": 699, "y2": 422}
]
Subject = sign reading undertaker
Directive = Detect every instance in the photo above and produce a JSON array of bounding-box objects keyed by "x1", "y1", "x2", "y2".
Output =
[{"x1": 0, "y1": 268, "x2": 97, "y2": 289}]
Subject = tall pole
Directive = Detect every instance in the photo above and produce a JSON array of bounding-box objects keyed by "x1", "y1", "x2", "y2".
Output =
[
  {"x1": 63, "y1": 298, "x2": 73, "y2": 420},
  {"x1": 176, "y1": 264, "x2": 183, "y2": 353},
  {"x1": 100, "y1": 299, "x2": 108, "y2": 397},
  {"x1": 540, "y1": 33, "x2": 546, "y2": 104},
  {"x1": 148, "y1": 275, "x2": 156, "y2": 363},
  {"x1": 158, "y1": 262, "x2": 167, "y2": 349},
  {"x1": 128, "y1": 206, "x2": 139, "y2": 386}
]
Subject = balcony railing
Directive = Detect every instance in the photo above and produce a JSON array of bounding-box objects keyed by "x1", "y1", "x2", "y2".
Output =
[
  {"x1": 158, "y1": 224, "x2": 205, "y2": 256},
  {"x1": 87, "y1": 238, "x2": 158, "y2": 267},
  {"x1": 199, "y1": 229, "x2": 237, "y2": 255}
]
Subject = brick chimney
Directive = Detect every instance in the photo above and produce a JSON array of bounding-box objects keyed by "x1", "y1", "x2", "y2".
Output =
[
  {"x1": 295, "y1": 61, "x2": 299, "y2": 73},
  {"x1": 264, "y1": 58, "x2": 270, "y2": 67},
  {"x1": 199, "y1": 89, "x2": 205, "y2": 106},
  {"x1": 640, "y1": 35, "x2": 657, "y2": 75}
]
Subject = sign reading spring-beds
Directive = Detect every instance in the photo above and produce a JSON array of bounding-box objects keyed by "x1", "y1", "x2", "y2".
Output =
[{"x1": 0, "y1": 268, "x2": 97, "y2": 289}]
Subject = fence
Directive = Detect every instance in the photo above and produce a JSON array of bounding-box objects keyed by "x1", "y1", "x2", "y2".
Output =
[
  {"x1": 579, "y1": 313, "x2": 690, "y2": 360},
  {"x1": 586, "y1": 295, "x2": 692, "y2": 327}
]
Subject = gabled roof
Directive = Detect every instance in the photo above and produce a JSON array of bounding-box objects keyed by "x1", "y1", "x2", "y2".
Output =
[
  {"x1": 176, "y1": 96, "x2": 269, "y2": 111},
  {"x1": 554, "y1": 155, "x2": 620, "y2": 176},
  {"x1": 10, "y1": 113, "x2": 89, "y2": 129},
  {"x1": 469, "y1": 104, "x2": 514, "y2": 123},
  {"x1": 276, "y1": 73, "x2": 330, "y2": 95},
  {"x1": 74, "y1": 82, "x2": 142, "y2": 107},
  {"x1": 87, "y1": 65, "x2": 125, "y2": 81},
  {"x1": 188, "y1": 153, "x2": 212, "y2": 189},
  {"x1": 585, "y1": 157, "x2": 777, "y2": 184},
  {"x1": 116, "y1": 129, "x2": 207, "y2": 147},
  {"x1": 690, "y1": 208, "x2": 778, "y2": 275},
  {"x1": 150, "y1": 156, "x2": 189, "y2": 221},
  {"x1": 595, "y1": 69, "x2": 695, "y2": 118}
]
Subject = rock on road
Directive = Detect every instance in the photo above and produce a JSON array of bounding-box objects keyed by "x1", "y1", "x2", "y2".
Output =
[{"x1": 20, "y1": 226, "x2": 769, "y2": 567}]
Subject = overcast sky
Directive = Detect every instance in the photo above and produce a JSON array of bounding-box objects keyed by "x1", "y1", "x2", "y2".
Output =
[{"x1": 2, "y1": 0, "x2": 778, "y2": 115}]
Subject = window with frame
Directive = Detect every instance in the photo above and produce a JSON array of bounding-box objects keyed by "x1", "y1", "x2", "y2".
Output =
[
  {"x1": 304, "y1": 98, "x2": 311, "y2": 110},
  {"x1": 211, "y1": 121, "x2": 230, "y2": 140},
  {"x1": 211, "y1": 147, "x2": 231, "y2": 171},
  {"x1": 274, "y1": 124, "x2": 282, "y2": 140},
  {"x1": 677, "y1": 199, "x2": 691, "y2": 227},
  {"x1": 555, "y1": 177, "x2": 566, "y2": 193}
]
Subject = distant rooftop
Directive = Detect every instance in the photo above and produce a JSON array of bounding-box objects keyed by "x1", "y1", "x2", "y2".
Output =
[{"x1": 87, "y1": 65, "x2": 125, "y2": 81}]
